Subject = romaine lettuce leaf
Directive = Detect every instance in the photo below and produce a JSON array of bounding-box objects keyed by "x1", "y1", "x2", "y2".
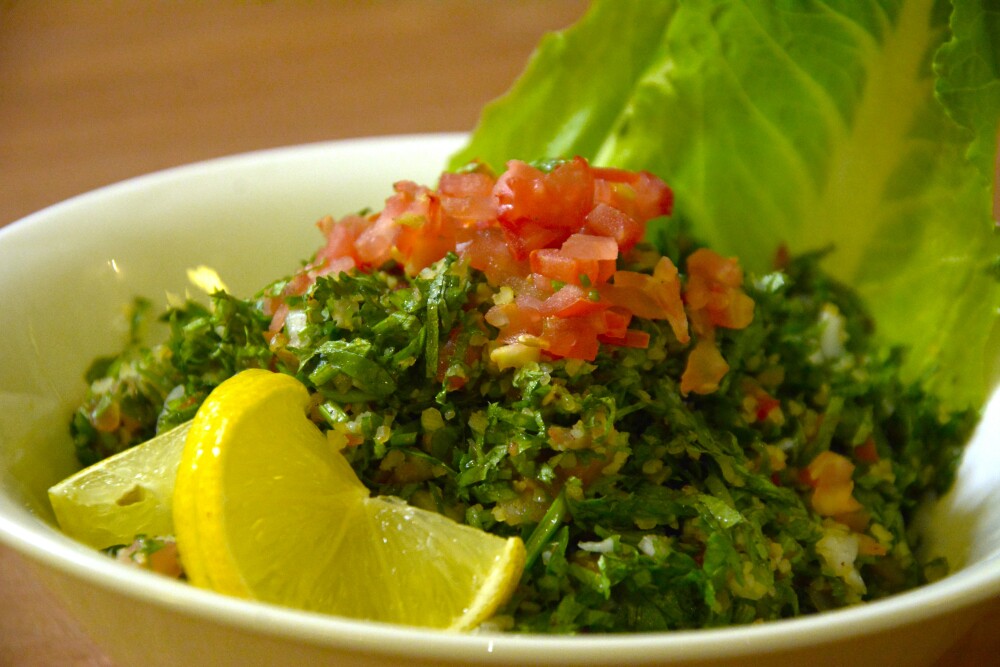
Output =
[{"x1": 451, "y1": 0, "x2": 1000, "y2": 411}]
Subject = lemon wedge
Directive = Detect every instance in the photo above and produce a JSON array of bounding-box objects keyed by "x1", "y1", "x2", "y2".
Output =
[
  {"x1": 49, "y1": 421, "x2": 191, "y2": 549},
  {"x1": 173, "y1": 369, "x2": 525, "y2": 630}
]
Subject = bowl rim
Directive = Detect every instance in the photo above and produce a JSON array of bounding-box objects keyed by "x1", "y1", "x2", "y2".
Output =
[{"x1": 2, "y1": 133, "x2": 999, "y2": 663}]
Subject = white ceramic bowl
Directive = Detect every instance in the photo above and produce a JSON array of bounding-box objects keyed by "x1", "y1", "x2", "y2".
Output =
[{"x1": 2, "y1": 134, "x2": 999, "y2": 667}]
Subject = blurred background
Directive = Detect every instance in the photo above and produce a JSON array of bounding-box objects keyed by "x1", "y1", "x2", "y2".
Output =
[
  {"x1": 1, "y1": 2, "x2": 997, "y2": 665},
  {"x1": 0, "y1": 1, "x2": 587, "y2": 227}
]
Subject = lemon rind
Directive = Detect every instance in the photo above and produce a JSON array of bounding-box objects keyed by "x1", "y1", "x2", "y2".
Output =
[{"x1": 447, "y1": 536, "x2": 526, "y2": 632}]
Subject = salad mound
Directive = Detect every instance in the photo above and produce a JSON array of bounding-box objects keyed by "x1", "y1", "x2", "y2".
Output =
[{"x1": 65, "y1": 156, "x2": 974, "y2": 632}]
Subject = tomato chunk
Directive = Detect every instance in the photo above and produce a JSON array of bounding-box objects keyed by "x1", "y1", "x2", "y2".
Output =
[
  {"x1": 540, "y1": 316, "x2": 601, "y2": 361},
  {"x1": 560, "y1": 233, "x2": 619, "y2": 261},
  {"x1": 540, "y1": 284, "x2": 607, "y2": 318},
  {"x1": 282, "y1": 156, "x2": 698, "y2": 369},
  {"x1": 854, "y1": 438, "x2": 880, "y2": 463},
  {"x1": 680, "y1": 339, "x2": 729, "y2": 395},
  {"x1": 590, "y1": 168, "x2": 673, "y2": 252},
  {"x1": 592, "y1": 166, "x2": 674, "y2": 223},
  {"x1": 600, "y1": 308, "x2": 632, "y2": 339},
  {"x1": 803, "y1": 451, "x2": 863, "y2": 516},
  {"x1": 459, "y1": 226, "x2": 529, "y2": 285},
  {"x1": 599, "y1": 329, "x2": 650, "y2": 349},
  {"x1": 602, "y1": 257, "x2": 688, "y2": 343},
  {"x1": 583, "y1": 203, "x2": 642, "y2": 253},
  {"x1": 486, "y1": 301, "x2": 543, "y2": 345},
  {"x1": 685, "y1": 248, "x2": 754, "y2": 332},
  {"x1": 494, "y1": 158, "x2": 595, "y2": 258},
  {"x1": 354, "y1": 181, "x2": 441, "y2": 270},
  {"x1": 438, "y1": 170, "x2": 497, "y2": 223},
  {"x1": 529, "y1": 248, "x2": 615, "y2": 287}
]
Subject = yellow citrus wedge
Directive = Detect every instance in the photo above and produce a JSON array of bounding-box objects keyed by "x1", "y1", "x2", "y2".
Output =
[
  {"x1": 48, "y1": 421, "x2": 191, "y2": 549},
  {"x1": 172, "y1": 369, "x2": 525, "y2": 630}
]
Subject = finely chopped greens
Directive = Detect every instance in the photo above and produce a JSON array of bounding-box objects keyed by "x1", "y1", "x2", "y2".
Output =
[
  {"x1": 61, "y1": 0, "x2": 999, "y2": 634},
  {"x1": 67, "y1": 157, "x2": 974, "y2": 631}
]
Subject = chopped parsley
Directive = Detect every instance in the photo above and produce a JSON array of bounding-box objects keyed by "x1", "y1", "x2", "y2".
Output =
[{"x1": 68, "y1": 160, "x2": 974, "y2": 632}]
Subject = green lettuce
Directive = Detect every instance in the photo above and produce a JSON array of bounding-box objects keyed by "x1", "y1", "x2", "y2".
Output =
[{"x1": 451, "y1": 0, "x2": 1000, "y2": 411}]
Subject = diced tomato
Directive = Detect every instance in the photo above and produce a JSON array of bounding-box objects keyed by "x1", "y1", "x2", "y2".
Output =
[
  {"x1": 529, "y1": 249, "x2": 579, "y2": 285},
  {"x1": 147, "y1": 541, "x2": 184, "y2": 578},
  {"x1": 529, "y1": 242, "x2": 616, "y2": 287},
  {"x1": 555, "y1": 448, "x2": 621, "y2": 487},
  {"x1": 560, "y1": 233, "x2": 619, "y2": 261},
  {"x1": 722, "y1": 292, "x2": 755, "y2": 330},
  {"x1": 528, "y1": 272, "x2": 556, "y2": 294},
  {"x1": 288, "y1": 157, "x2": 694, "y2": 370},
  {"x1": 812, "y1": 483, "x2": 863, "y2": 517},
  {"x1": 508, "y1": 221, "x2": 570, "y2": 260},
  {"x1": 592, "y1": 166, "x2": 674, "y2": 224},
  {"x1": 284, "y1": 271, "x2": 313, "y2": 298},
  {"x1": 435, "y1": 326, "x2": 484, "y2": 391},
  {"x1": 494, "y1": 158, "x2": 595, "y2": 259},
  {"x1": 313, "y1": 214, "x2": 367, "y2": 272},
  {"x1": 854, "y1": 438, "x2": 880, "y2": 463},
  {"x1": 607, "y1": 271, "x2": 648, "y2": 291},
  {"x1": 598, "y1": 329, "x2": 650, "y2": 349},
  {"x1": 353, "y1": 189, "x2": 407, "y2": 268},
  {"x1": 459, "y1": 226, "x2": 529, "y2": 285},
  {"x1": 539, "y1": 316, "x2": 601, "y2": 361},
  {"x1": 266, "y1": 302, "x2": 290, "y2": 343},
  {"x1": 436, "y1": 327, "x2": 464, "y2": 389},
  {"x1": 313, "y1": 256, "x2": 356, "y2": 279},
  {"x1": 515, "y1": 290, "x2": 547, "y2": 312},
  {"x1": 600, "y1": 308, "x2": 632, "y2": 339},
  {"x1": 601, "y1": 257, "x2": 689, "y2": 343},
  {"x1": 398, "y1": 229, "x2": 455, "y2": 276},
  {"x1": 680, "y1": 338, "x2": 729, "y2": 395},
  {"x1": 540, "y1": 284, "x2": 607, "y2": 318},
  {"x1": 741, "y1": 378, "x2": 782, "y2": 422},
  {"x1": 581, "y1": 168, "x2": 673, "y2": 253},
  {"x1": 684, "y1": 248, "x2": 754, "y2": 332},
  {"x1": 353, "y1": 214, "x2": 399, "y2": 269},
  {"x1": 803, "y1": 451, "x2": 863, "y2": 517},
  {"x1": 803, "y1": 451, "x2": 855, "y2": 488},
  {"x1": 686, "y1": 250, "x2": 740, "y2": 302},
  {"x1": 438, "y1": 170, "x2": 497, "y2": 223},
  {"x1": 583, "y1": 203, "x2": 643, "y2": 253},
  {"x1": 547, "y1": 431, "x2": 618, "y2": 485},
  {"x1": 394, "y1": 200, "x2": 455, "y2": 276},
  {"x1": 264, "y1": 270, "x2": 313, "y2": 337},
  {"x1": 599, "y1": 276, "x2": 663, "y2": 319},
  {"x1": 756, "y1": 395, "x2": 781, "y2": 422},
  {"x1": 649, "y1": 257, "x2": 689, "y2": 343},
  {"x1": 353, "y1": 181, "x2": 444, "y2": 272},
  {"x1": 688, "y1": 247, "x2": 742, "y2": 286},
  {"x1": 485, "y1": 301, "x2": 543, "y2": 345}
]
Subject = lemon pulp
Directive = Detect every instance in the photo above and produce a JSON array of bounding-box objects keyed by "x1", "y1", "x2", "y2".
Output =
[
  {"x1": 49, "y1": 421, "x2": 191, "y2": 549},
  {"x1": 172, "y1": 369, "x2": 524, "y2": 630}
]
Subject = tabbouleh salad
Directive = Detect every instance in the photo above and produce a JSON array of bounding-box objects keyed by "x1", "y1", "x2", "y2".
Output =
[{"x1": 66, "y1": 156, "x2": 974, "y2": 633}]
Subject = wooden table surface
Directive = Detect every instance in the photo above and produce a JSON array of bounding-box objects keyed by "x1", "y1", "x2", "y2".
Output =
[{"x1": 1, "y1": 3, "x2": 997, "y2": 665}]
